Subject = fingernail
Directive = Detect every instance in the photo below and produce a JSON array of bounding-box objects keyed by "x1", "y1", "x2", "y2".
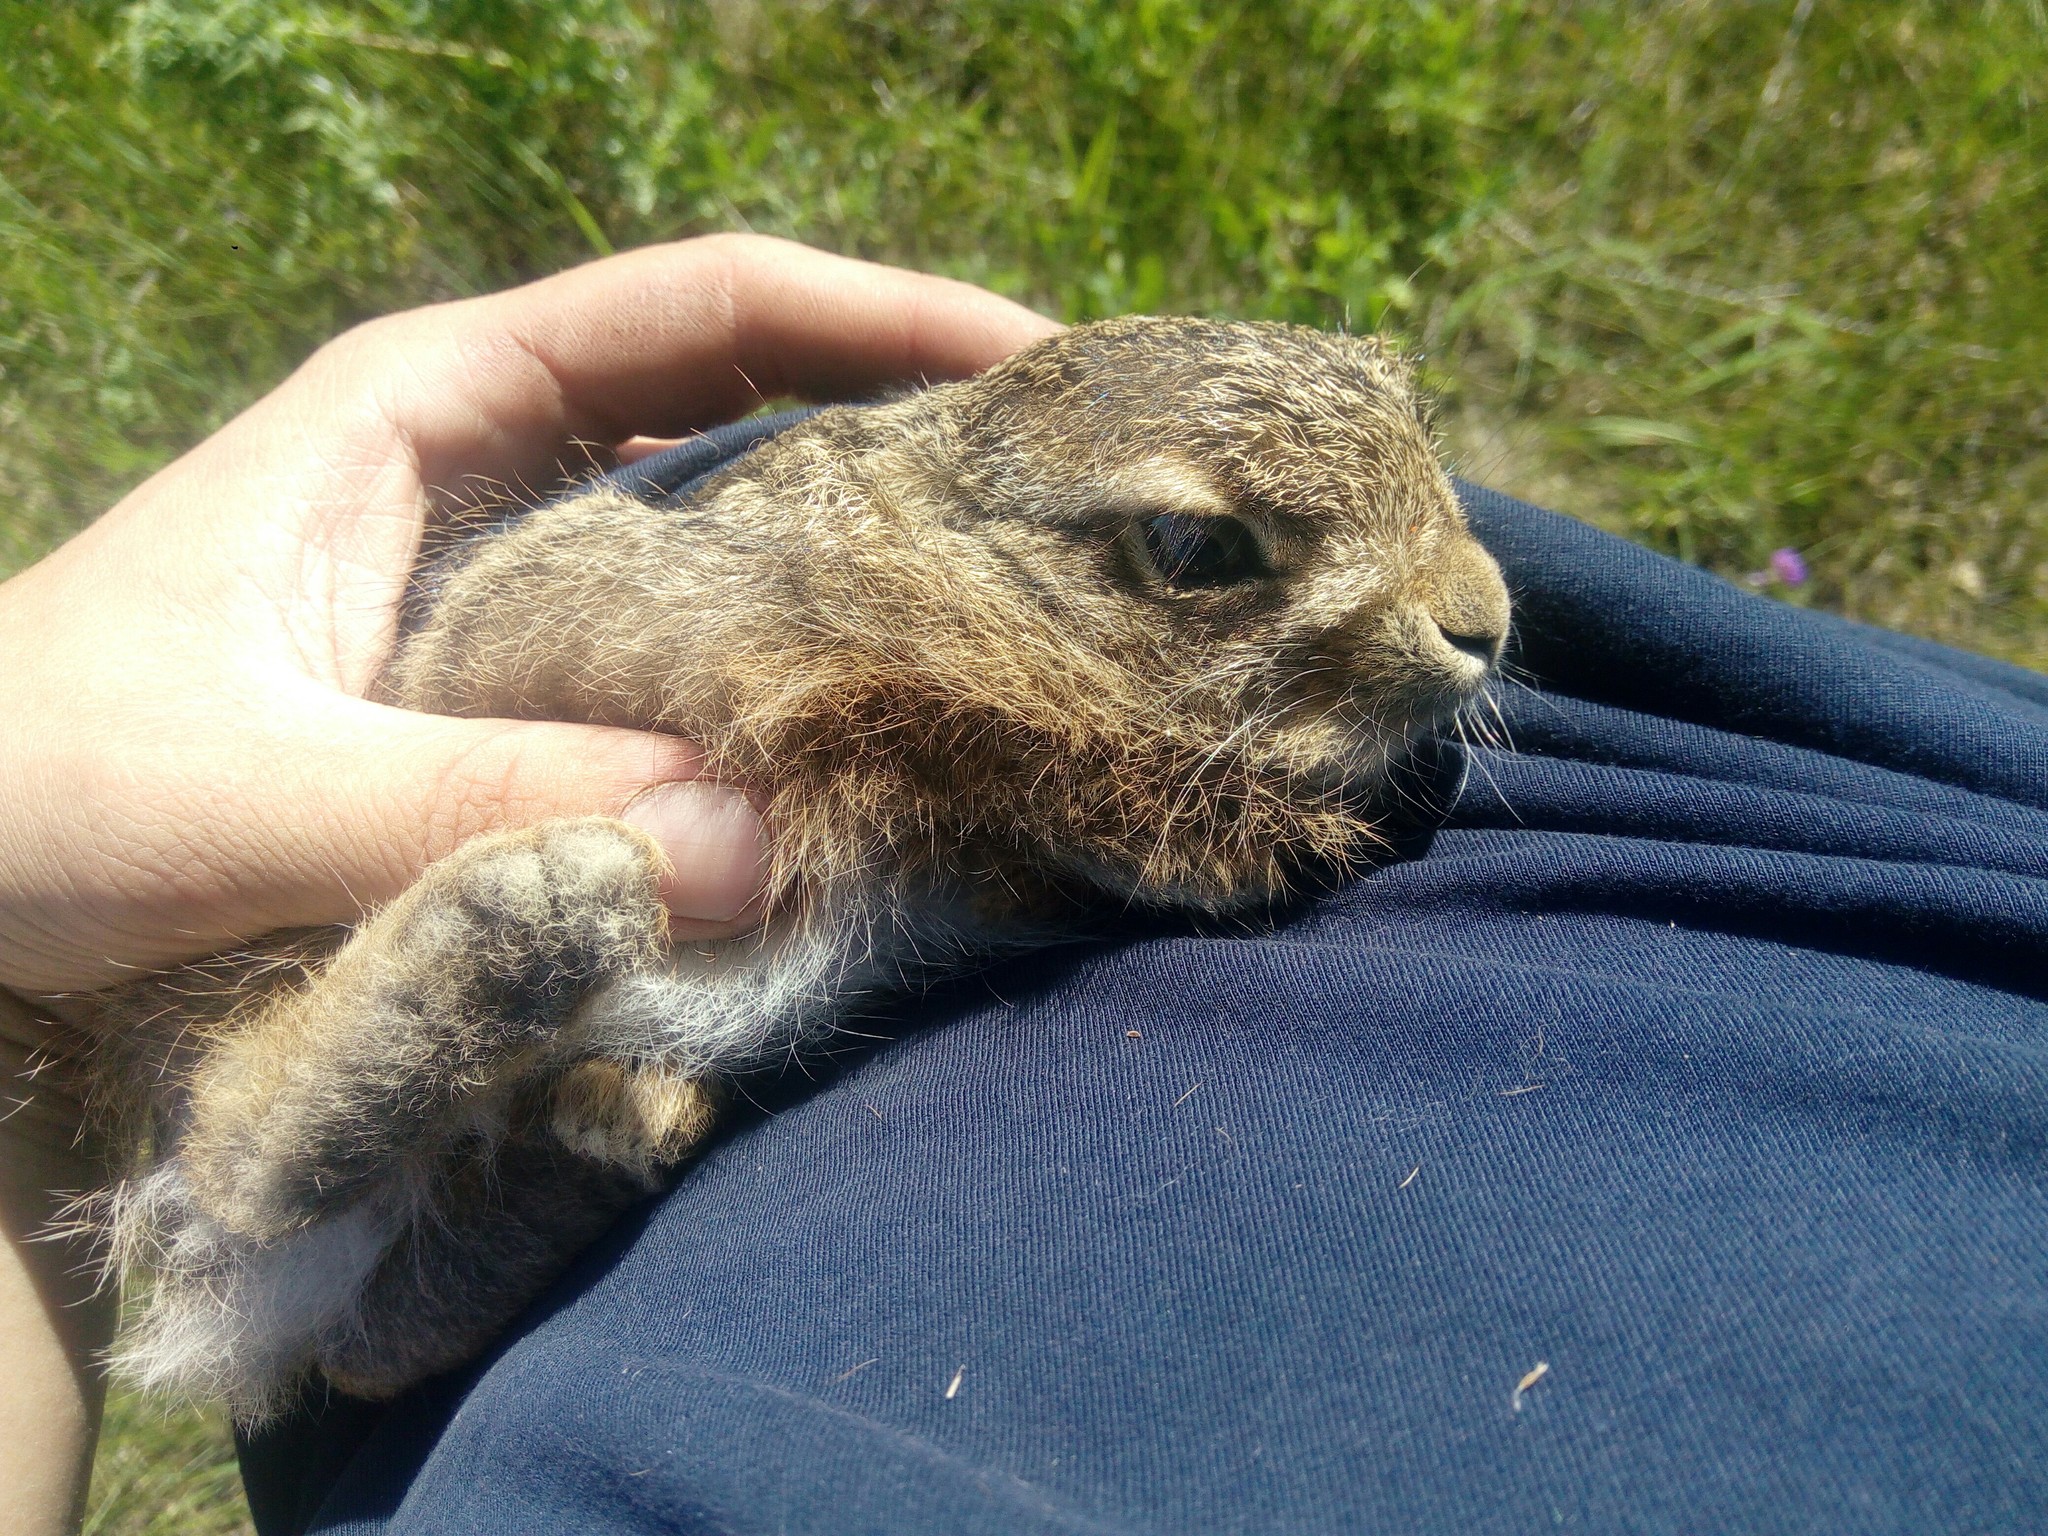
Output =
[{"x1": 621, "y1": 781, "x2": 766, "y2": 925}]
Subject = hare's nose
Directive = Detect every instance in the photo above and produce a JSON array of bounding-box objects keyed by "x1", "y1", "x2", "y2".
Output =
[
  {"x1": 1422, "y1": 538, "x2": 1510, "y2": 669},
  {"x1": 1436, "y1": 621, "x2": 1503, "y2": 668}
]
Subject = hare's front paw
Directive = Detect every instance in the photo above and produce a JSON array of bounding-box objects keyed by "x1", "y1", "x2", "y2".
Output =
[
  {"x1": 429, "y1": 815, "x2": 673, "y2": 1005},
  {"x1": 178, "y1": 817, "x2": 669, "y2": 1241}
]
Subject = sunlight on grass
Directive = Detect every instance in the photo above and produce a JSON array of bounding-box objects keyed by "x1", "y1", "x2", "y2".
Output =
[
  {"x1": 85, "y1": 1387, "x2": 252, "y2": 1536},
  {"x1": 5, "y1": 2, "x2": 2041, "y2": 663}
]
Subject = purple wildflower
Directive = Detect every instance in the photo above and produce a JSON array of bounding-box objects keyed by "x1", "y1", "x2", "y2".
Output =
[{"x1": 1768, "y1": 547, "x2": 1808, "y2": 587}]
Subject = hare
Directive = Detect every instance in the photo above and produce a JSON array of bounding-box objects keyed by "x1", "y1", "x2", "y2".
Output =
[{"x1": 78, "y1": 316, "x2": 1510, "y2": 1418}]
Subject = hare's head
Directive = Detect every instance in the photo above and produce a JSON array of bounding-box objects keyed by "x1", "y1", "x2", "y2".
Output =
[
  {"x1": 407, "y1": 315, "x2": 1509, "y2": 913},
  {"x1": 762, "y1": 315, "x2": 1510, "y2": 909}
]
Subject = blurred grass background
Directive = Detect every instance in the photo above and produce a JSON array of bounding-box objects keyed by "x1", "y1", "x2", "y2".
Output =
[{"x1": 1, "y1": 1, "x2": 2040, "y2": 1529}]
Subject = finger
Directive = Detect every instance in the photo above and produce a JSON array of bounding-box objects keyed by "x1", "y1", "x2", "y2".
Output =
[
  {"x1": 290, "y1": 702, "x2": 768, "y2": 928},
  {"x1": 0, "y1": 707, "x2": 767, "y2": 997},
  {"x1": 616, "y1": 779, "x2": 768, "y2": 932},
  {"x1": 329, "y1": 234, "x2": 1062, "y2": 490},
  {"x1": 70, "y1": 702, "x2": 770, "y2": 982},
  {"x1": 614, "y1": 435, "x2": 684, "y2": 466}
]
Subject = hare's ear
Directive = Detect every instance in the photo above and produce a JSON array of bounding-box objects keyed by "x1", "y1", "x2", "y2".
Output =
[
  {"x1": 1336, "y1": 330, "x2": 1392, "y2": 362},
  {"x1": 1333, "y1": 329, "x2": 1418, "y2": 391},
  {"x1": 1410, "y1": 382, "x2": 1440, "y2": 435}
]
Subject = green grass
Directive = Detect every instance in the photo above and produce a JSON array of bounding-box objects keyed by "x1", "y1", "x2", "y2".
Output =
[
  {"x1": 7, "y1": 1, "x2": 2045, "y2": 661},
  {"x1": 85, "y1": 1387, "x2": 251, "y2": 1536},
  {"x1": 1, "y1": 0, "x2": 2034, "y2": 1526}
]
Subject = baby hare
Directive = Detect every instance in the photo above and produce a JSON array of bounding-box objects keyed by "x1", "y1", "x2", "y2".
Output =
[{"x1": 80, "y1": 316, "x2": 1509, "y2": 1417}]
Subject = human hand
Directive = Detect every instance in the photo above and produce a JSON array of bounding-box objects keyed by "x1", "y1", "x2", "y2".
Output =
[
  {"x1": 0, "y1": 234, "x2": 1059, "y2": 998},
  {"x1": 0, "y1": 233, "x2": 1052, "y2": 1536}
]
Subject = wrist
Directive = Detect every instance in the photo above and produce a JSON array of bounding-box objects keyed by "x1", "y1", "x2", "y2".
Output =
[{"x1": 0, "y1": 985, "x2": 116, "y2": 1536}]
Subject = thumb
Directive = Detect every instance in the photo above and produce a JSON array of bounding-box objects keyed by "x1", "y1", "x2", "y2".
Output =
[
  {"x1": 279, "y1": 699, "x2": 767, "y2": 932},
  {"x1": 2, "y1": 699, "x2": 769, "y2": 996}
]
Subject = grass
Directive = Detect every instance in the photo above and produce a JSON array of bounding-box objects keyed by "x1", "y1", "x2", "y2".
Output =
[
  {"x1": 5, "y1": 2, "x2": 2045, "y2": 662},
  {"x1": 83, "y1": 1387, "x2": 251, "y2": 1536},
  {"x1": 0, "y1": 1, "x2": 2035, "y2": 1527}
]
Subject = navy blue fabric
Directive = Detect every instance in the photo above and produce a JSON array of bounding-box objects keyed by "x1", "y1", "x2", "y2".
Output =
[
  {"x1": 242, "y1": 451, "x2": 2048, "y2": 1534},
  {"x1": 597, "y1": 407, "x2": 822, "y2": 507}
]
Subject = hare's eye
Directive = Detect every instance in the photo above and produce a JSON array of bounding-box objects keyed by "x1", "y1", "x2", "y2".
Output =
[{"x1": 1141, "y1": 513, "x2": 1267, "y2": 588}]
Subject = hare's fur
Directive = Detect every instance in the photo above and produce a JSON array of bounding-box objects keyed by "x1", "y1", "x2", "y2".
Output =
[{"x1": 80, "y1": 316, "x2": 1510, "y2": 1416}]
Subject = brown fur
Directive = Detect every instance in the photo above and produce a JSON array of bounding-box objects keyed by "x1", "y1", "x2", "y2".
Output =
[{"x1": 77, "y1": 316, "x2": 1509, "y2": 1416}]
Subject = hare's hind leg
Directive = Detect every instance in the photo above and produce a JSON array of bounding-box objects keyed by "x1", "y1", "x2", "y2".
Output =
[
  {"x1": 115, "y1": 816, "x2": 677, "y2": 1411},
  {"x1": 310, "y1": 1124, "x2": 666, "y2": 1398},
  {"x1": 303, "y1": 1064, "x2": 718, "y2": 1397}
]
